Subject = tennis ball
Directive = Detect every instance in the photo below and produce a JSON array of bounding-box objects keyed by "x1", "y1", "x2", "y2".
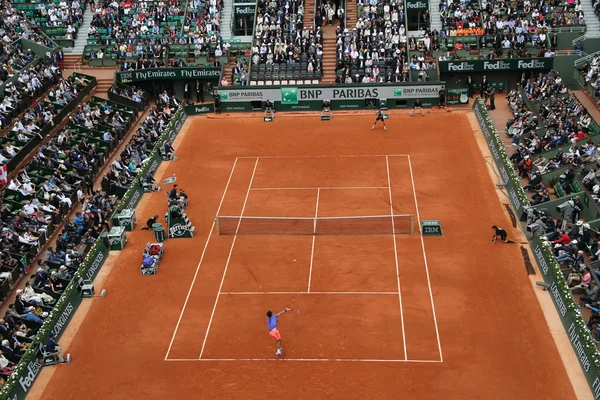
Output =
[{"x1": 294, "y1": 259, "x2": 296, "y2": 262}]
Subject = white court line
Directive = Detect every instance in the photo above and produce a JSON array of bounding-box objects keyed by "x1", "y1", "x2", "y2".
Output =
[
  {"x1": 198, "y1": 158, "x2": 260, "y2": 359},
  {"x1": 237, "y1": 154, "x2": 409, "y2": 159},
  {"x1": 250, "y1": 186, "x2": 388, "y2": 190},
  {"x1": 386, "y1": 155, "x2": 408, "y2": 361},
  {"x1": 222, "y1": 291, "x2": 400, "y2": 295},
  {"x1": 164, "y1": 158, "x2": 239, "y2": 360},
  {"x1": 407, "y1": 155, "x2": 444, "y2": 362},
  {"x1": 166, "y1": 358, "x2": 443, "y2": 363},
  {"x1": 307, "y1": 188, "x2": 319, "y2": 292}
]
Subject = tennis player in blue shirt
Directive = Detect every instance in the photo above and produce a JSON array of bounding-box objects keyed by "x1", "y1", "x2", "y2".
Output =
[
  {"x1": 372, "y1": 108, "x2": 387, "y2": 131},
  {"x1": 267, "y1": 308, "x2": 291, "y2": 356}
]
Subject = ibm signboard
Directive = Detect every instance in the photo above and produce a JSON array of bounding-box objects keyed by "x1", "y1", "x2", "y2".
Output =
[
  {"x1": 439, "y1": 58, "x2": 553, "y2": 73},
  {"x1": 217, "y1": 84, "x2": 443, "y2": 110}
]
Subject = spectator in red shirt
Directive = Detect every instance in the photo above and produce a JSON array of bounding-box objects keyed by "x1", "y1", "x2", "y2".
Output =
[{"x1": 553, "y1": 230, "x2": 571, "y2": 245}]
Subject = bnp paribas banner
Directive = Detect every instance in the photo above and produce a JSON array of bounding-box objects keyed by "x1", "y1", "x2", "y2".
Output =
[
  {"x1": 116, "y1": 67, "x2": 221, "y2": 83},
  {"x1": 439, "y1": 58, "x2": 553, "y2": 73},
  {"x1": 218, "y1": 84, "x2": 444, "y2": 103}
]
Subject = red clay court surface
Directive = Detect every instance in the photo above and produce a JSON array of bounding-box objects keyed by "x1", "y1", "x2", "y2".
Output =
[{"x1": 39, "y1": 112, "x2": 576, "y2": 399}]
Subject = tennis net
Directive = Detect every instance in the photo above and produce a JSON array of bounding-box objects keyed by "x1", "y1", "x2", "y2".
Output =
[{"x1": 216, "y1": 214, "x2": 415, "y2": 236}]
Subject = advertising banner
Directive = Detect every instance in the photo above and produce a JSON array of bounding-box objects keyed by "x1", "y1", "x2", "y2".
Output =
[
  {"x1": 472, "y1": 98, "x2": 527, "y2": 216},
  {"x1": 439, "y1": 58, "x2": 554, "y2": 73},
  {"x1": 446, "y1": 87, "x2": 469, "y2": 105},
  {"x1": 116, "y1": 68, "x2": 221, "y2": 83},
  {"x1": 218, "y1": 84, "x2": 444, "y2": 103},
  {"x1": 234, "y1": 4, "x2": 256, "y2": 15},
  {"x1": 406, "y1": 0, "x2": 429, "y2": 10}
]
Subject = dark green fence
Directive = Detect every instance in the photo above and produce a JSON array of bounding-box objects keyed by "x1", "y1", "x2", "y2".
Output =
[
  {"x1": 116, "y1": 106, "x2": 187, "y2": 212},
  {"x1": 472, "y1": 98, "x2": 529, "y2": 218}
]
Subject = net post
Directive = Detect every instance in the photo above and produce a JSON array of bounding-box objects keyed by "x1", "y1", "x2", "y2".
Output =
[
  {"x1": 215, "y1": 216, "x2": 220, "y2": 236},
  {"x1": 411, "y1": 215, "x2": 415, "y2": 235}
]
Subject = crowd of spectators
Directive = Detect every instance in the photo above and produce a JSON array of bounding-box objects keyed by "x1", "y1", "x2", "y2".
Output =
[
  {"x1": 440, "y1": 0, "x2": 585, "y2": 39},
  {"x1": 508, "y1": 72, "x2": 590, "y2": 161},
  {"x1": 102, "y1": 91, "x2": 179, "y2": 192},
  {"x1": 0, "y1": 62, "x2": 65, "y2": 171},
  {"x1": 0, "y1": 2, "x2": 56, "y2": 48},
  {"x1": 251, "y1": 0, "x2": 326, "y2": 81},
  {"x1": 335, "y1": 0, "x2": 410, "y2": 83},
  {"x1": 25, "y1": 0, "x2": 84, "y2": 40},
  {"x1": 87, "y1": 0, "x2": 224, "y2": 63},
  {"x1": 578, "y1": 54, "x2": 600, "y2": 101},
  {"x1": 108, "y1": 84, "x2": 146, "y2": 104}
]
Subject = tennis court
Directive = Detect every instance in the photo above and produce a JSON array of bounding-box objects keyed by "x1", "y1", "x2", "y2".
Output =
[
  {"x1": 36, "y1": 112, "x2": 576, "y2": 400},
  {"x1": 165, "y1": 155, "x2": 442, "y2": 362}
]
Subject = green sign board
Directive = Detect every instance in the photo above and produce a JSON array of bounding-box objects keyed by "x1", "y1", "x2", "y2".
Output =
[
  {"x1": 439, "y1": 58, "x2": 553, "y2": 73},
  {"x1": 235, "y1": 4, "x2": 256, "y2": 15},
  {"x1": 184, "y1": 104, "x2": 215, "y2": 115},
  {"x1": 406, "y1": 0, "x2": 429, "y2": 10},
  {"x1": 281, "y1": 87, "x2": 299, "y2": 104},
  {"x1": 446, "y1": 87, "x2": 469, "y2": 105},
  {"x1": 116, "y1": 67, "x2": 221, "y2": 83}
]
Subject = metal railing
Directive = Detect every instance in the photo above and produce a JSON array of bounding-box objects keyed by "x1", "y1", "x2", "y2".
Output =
[
  {"x1": 572, "y1": 34, "x2": 586, "y2": 46},
  {"x1": 574, "y1": 49, "x2": 600, "y2": 67},
  {"x1": 548, "y1": 25, "x2": 587, "y2": 33}
]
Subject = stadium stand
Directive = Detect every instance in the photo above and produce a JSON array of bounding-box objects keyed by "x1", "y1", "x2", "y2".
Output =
[
  {"x1": 9, "y1": 0, "x2": 86, "y2": 48},
  {"x1": 0, "y1": 2, "x2": 57, "y2": 48},
  {"x1": 84, "y1": 0, "x2": 224, "y2": 68},
  {"x1": 250, "y1": 0, "x2": 325, "y2": 83},
  {"x1": 335, "y1": 0, "x2": 410, "y2": 83},
  {"x1": 101, "y1": 92, "x2": 179, "y2": 196}
]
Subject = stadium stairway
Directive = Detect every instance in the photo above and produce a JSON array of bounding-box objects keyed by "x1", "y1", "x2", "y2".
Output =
[
  {"x1": 95, "y1": 78, "x2": 113, "y2": 95},
  {"x1": 346, "y1": 3, "x2": 357, "y2": 28},
  {"x1": 221, "y1": 3, "x2": 233, "y2": 41},
  {"x1": 429, "y1": 0, "x2": 442, "y2": 32},
  {"x1": 63, "y1": 9, "x2": 95, "y2": 54},
  {"x1": 305, "y1": 0, "x2": 316, "y2": 27},
  {"x1": 582, "y1": 2, "x2": 600, "y2": 38},
  {"x1": 321, "y1": 26, "x2": 337, "y2": 84},
  {"x1": 62, "y1": 54, "x2": 82, "y2": 69}
]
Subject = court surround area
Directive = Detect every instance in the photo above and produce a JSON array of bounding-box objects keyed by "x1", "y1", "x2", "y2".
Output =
[{"x1": 36, "y1": 112, "x2": 577, "y2": 400}]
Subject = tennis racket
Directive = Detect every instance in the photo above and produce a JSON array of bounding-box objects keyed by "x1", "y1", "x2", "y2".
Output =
[{"x1": 287, "y1": 307, "x2": 300, "y2": 314}]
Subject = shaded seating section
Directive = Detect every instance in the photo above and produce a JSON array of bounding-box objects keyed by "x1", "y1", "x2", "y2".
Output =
[
  {"x1": 335, "y1": 0, "x2": 409, "y2": 83},
  {"x1": 0, "y1": 73, "x2": 96, "y2": 302},
  {"x1": 101, "y1": 92, "x2": 178, "y2": 196},
  {"x1": 0, "y1": 51, "x2": 60, "y2": 136},
  {"x1": 10, "y1": 0, "x2": 86, "y2": 47},
  {"x1": 502, "y1": 72, "x2": 600, "y2": 209},
  {"x1": 84, "y1": 0, "x2": 224, "y2": 68},
  {"x1": 1, "y1": 70, "x2": 89, "y2": 174},
  {"x1": 0, "y1": 2, "x2": 56, "y2": 48},
  {"x1": 108, "y1": 84, "x2": 150, "y2": 111},
  {"x1": 577, "y1": 55, "x2": 600, "y2": 105},
  {"x1": 250, "y1": 0, "x2": 324, "y2": 83}
]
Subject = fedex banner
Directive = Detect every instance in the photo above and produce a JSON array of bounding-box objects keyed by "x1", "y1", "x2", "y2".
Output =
[
  {"x1": 439, "y1": 58, "x2": 553, "y2": 73},
  {"x1": 218, "y1": 84, "x2": 444, "y2": 103}
]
